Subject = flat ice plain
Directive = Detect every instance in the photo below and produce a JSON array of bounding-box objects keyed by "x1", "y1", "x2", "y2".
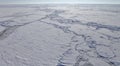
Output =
[{"x1": 0, "y1": 4, "x2": 120, "y2": 66}]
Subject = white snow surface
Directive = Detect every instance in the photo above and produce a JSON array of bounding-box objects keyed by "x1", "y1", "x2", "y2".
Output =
[{"x1": 0, "y1": 4, "x2": 120, "y2": 66}]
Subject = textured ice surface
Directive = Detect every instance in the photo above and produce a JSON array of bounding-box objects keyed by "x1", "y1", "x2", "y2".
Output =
[{"x1": 0, "y1": 4, "x2": 120, "y2": 66}]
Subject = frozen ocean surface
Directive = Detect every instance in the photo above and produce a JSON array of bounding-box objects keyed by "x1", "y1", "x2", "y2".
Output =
[{"x1": 0, "y1": 4, "x2": 120, "y2": 66}]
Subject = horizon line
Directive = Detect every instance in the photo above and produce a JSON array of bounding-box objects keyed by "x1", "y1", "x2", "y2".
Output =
[
  {"x1": 0, "y1": 2, "x2": 120, "y2": 4},
  {"x1": 0, "y1": 3, "x2": 120, "y2": 5}
]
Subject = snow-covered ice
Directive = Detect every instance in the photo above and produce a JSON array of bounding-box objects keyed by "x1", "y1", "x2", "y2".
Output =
[{"x1": 0, "y1": 4, "x2": 120, "y2": 66}]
